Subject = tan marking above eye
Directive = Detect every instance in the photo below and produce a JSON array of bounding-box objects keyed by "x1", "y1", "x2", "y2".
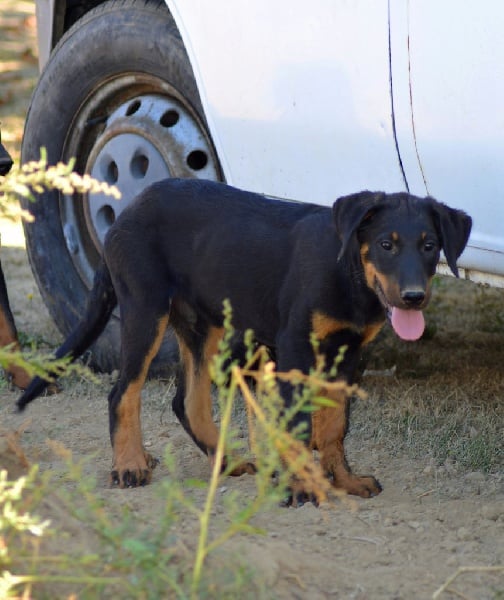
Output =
[{"x1": 391, "y1": 231, "x2": 399, "y2": 241}]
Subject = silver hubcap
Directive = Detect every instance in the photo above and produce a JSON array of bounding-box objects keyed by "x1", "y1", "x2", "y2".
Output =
[{"x1": 61, "y1": 92, "x2": 220, "y2": 286}]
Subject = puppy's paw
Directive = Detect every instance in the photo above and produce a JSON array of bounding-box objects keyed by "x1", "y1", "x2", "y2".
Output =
[{"x1": 110, "y1": 450, "x2": 159, "y2": 488}]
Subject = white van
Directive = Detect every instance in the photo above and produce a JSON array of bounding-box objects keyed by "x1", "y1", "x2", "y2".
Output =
[{"x1": 25, "y1": 0, "x2": 504, "y2": 371}]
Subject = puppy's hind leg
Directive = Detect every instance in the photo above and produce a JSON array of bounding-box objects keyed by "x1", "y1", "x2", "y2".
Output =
[
  {"x1": 109, "y1": 306, "x2": 169, "y2": 488},
  {"x1": 0, "y1": 262, "x2": 30, "y2": 389},
  {"x1": 173, "y1": 323, "x2": 255, "y2": 476}
]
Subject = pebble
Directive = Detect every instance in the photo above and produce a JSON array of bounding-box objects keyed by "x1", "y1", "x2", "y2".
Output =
[
  {"x1": 481, "y1": 504, "x2": 502, "y2": 521},
  {"x1": 456, "y1": 526, "x2": 472, "y2": 541}
]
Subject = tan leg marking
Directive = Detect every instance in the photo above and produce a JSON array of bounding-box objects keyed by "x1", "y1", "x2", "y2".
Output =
[
  {"x1": 179, "y1": 327, "x2": 256, "y2": 476},
  {"x1": 112, "y1": 315, "x2": 168, "y2": 487},
  {"x1": 0, "y1": 307, "x2": 31, "y2": 389},
  {"x1": 179, "y1": 327, "x2": 224, "y2": 453},
  {"x1": 311, "y1": 310, "x2": 383, "y2": 497},
  {"x1": 311, "y1": 389, "x2": 382, "y2": 498}
]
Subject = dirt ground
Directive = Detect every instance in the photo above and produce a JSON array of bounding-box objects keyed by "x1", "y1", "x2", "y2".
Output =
[
  {"x1": 1, "y1": 243, "x2": 503, "y2": 600},
  {"x1": 0, "y1": 3, "x2": 503, "y2": 599}
]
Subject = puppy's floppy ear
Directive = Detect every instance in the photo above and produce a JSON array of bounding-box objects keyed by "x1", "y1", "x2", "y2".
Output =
[
  {"x1": 333, "y1": 191, "x2": 386, "y2": 260},
  {"x1": 428, "y1": 197, "x2": 472, "y2": 277}
]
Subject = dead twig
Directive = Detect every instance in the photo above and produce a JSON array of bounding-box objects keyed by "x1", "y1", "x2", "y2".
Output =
[{"x1": 432, "y1": 565, "x2": 504, "y2": 599}]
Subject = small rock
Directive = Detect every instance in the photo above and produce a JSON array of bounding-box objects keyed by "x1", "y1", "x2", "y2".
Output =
[
  {"x1": 456, "y1": 526, "x2": 472, "y2": 541},
  {"x1": 481, "y1": 504, "x2": 501, "y2": 521}
]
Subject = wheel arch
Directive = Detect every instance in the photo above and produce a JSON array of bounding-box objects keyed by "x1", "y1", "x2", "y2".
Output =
[
  {"x1": 24, "y1": 0, "x2": 221, "y2": 375},
  {"x1": 36, "y1": 0, "x2": 172, "y2": 69}
]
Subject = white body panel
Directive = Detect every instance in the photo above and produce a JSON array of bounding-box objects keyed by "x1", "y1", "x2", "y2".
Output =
[
  {"x1": 35, "y1": 0, "x2": 504, "y2": 285},
  {"x1": 167, "y1": 0, "x2": 504, "y2": 285},
  {"x1": 168, "y1": 1, "x2": 405, "y2": 201},
  {"x1": 390, "y1": 1, "x2": 504, "y2": 279}
]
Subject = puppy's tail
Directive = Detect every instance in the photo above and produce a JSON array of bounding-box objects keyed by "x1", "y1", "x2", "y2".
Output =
[{"x1": 17, "y1": 260, "x2": 117, "y2": 411}]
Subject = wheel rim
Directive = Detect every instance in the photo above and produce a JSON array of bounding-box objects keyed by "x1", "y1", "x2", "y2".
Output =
[{"x1": 60, "y1": 75, "x2": 221, "y2": 287}]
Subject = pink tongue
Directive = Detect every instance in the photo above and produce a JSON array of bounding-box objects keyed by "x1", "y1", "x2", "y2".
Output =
[{"x1": 391, "y1": 307, "x2": 425, "y2": 341}]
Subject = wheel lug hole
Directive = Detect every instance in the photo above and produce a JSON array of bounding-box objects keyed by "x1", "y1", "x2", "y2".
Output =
[
  {"x1": 105, "y1": 160, "x2": 119, "y2": 184},
  {"x1": 130, "y1": 153, "x2": 149, "y2": 178},
  {"x1": 96, "y1": 205, "x2": 116, "y2": 234},
  {"x1": 186, "y1": 150, "x2": 208, "y2": 171},
  {"x1": 126, "y1": 99, "x2": 141, "y2": 116},
  {"x1": 160, "y1": 109, "x2": 179, "y2": 127}
]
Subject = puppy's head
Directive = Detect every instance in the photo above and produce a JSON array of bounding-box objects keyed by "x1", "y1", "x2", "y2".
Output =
[{"x1": 333, "y1": 191, "x2": 472, "y2": 340}]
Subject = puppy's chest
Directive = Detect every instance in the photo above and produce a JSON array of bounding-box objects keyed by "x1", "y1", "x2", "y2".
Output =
[{"x1": 309, "y1": 271, "x2": 385, "y2": 344}]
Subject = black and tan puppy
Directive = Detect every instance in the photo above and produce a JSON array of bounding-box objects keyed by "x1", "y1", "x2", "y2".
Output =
[
  {"x1": 0, "y1": 131, "x2": 31, "y2": 389},
  {"x1": 17, "y1": 179, "x2": 472, "y2": 499}
]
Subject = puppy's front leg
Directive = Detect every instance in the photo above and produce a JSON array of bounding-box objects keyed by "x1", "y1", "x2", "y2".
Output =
[{"x1": 311, "y1": 392, "x2": 382, "y2": 498}]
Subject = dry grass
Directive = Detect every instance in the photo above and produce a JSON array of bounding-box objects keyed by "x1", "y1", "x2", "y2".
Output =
[{"x1": 353, "y1": 276, "x2": 504, "y2": 474}]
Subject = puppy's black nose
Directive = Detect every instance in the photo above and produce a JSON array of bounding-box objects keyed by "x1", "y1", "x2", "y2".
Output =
[{"x1": 401, "y1": 290, "x2": 425, "y2": 307}]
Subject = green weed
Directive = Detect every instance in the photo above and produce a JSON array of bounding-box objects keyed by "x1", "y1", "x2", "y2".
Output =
[{"x1": 1, "y1": 302, "x2": 347, "y2": 598}]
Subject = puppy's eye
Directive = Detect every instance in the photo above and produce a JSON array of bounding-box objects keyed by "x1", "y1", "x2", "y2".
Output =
[
  {"x1": 380, "y1": 240, "x2": 393, "y2": 251},
  {"x1": 424, "y1": 241, "x2": 436, "y2": 252}
]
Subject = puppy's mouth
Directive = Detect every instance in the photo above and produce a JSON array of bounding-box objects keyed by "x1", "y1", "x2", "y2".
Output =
[
  {"x1": 389, "y1": 306, "x2": 425, "y2": 341},
  {"x1": 374, "y1": 281, "x2": 426, "y2": 342}
]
